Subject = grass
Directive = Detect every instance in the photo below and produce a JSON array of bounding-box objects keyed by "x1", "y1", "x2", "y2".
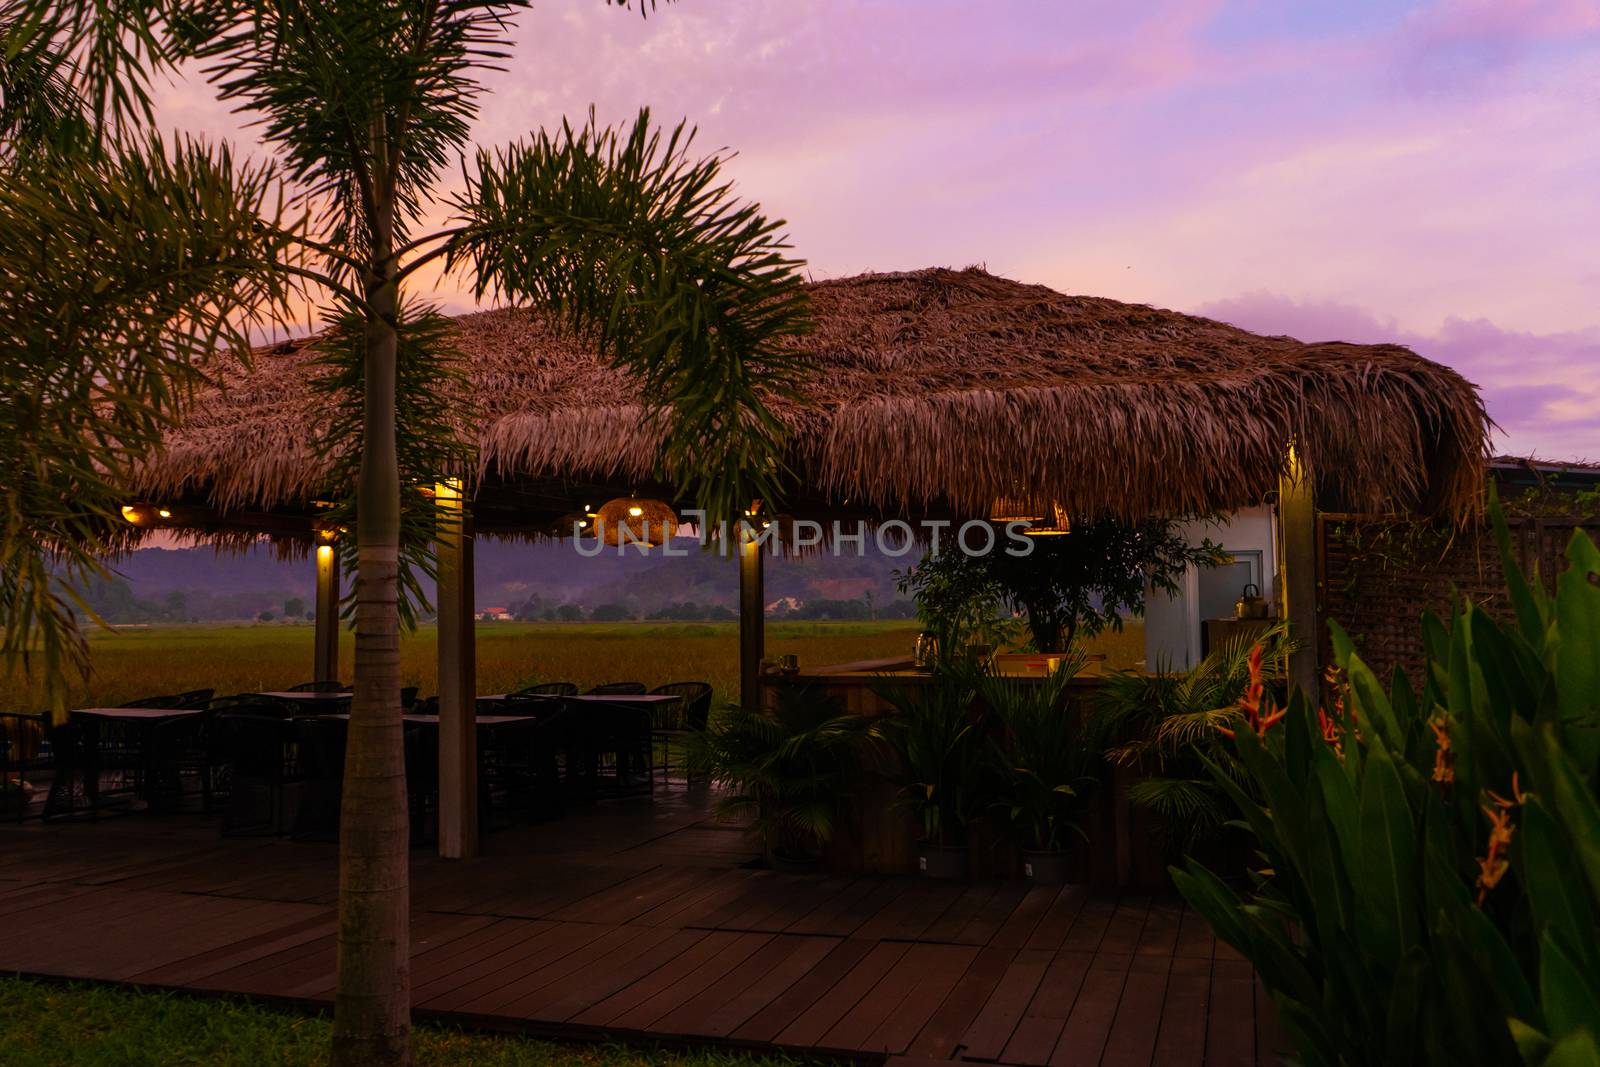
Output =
[
  {"x1": 0, "y1": 976, "x2": 837, "y2": 1067},
  {"x1": 0, "y1": 619, "x2": 1145, "y2": 712}
]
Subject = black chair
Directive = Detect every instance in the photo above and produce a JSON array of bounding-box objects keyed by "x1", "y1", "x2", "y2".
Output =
[
  {"x1": 515, "y1": 681, "x2": 577, "y2": 697},
  {"x1": 479, "y1": 711, "x2": 570, "y2": 825},
  {"x1": 210, "y1": 694, "x2": 292, "y2": 718},
  {"x1": 0, "y1": 712, "x2": 51, "y2": 821},
  {"x1": 402, "y1": 724, "x2": 439, "y2": 845},
  {"x1": 400, "y1": 686, "x2": 419, "y2": 709},
  {"x1": 648, "y1": 681, "x2": 713, "y2": 782},
  {"x1": 287, "y1": 680, "x2": 348, "y2": 693},
  {"x1": 146, "y1": 712, "x2": 217, "y2": 813},
  {"x1": 585, "y1": 681, "x2": 647, "y2": 695},
  {"x1": 581, "y1": 703, "x2": 653, "y2": 799},
  {"x1": 499, "y1": 693, "x2": 563, "y2": 716},
  {"x1": 171, "y1": 689, "x2": 215, "y2": 710},
  {"x1": 292, "y1": 717, "x2": 347, "y2": 841},
  {"x1": 413, "y1": 695, "x2": 439, "y2": 716},
  {"x1": 215, "y1": 714, "x2": 301, "y2": 835}
]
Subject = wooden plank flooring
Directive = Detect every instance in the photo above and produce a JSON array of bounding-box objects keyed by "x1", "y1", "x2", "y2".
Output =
[{"x1": 0, "y1": 793, "x2": 1284, "y2": 1065}]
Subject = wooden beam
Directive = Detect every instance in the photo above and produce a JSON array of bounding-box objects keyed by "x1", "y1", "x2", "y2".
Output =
[
  {"x1": 738, "y1": 533, "x2": 764, "y2": 709},
  {"x1": 1277, "y1": 448, "x2": 1320, "y2": 698},
  {"x1": 313, "y1": 540, "x2": 340, "y2": 683},
  {"x1": 436, "y1": 480, "x2": 478, "y2": 860}
]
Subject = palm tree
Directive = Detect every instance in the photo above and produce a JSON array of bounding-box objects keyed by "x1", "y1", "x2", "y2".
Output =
[{"x1": 6, "y1": 4, "x2": 808, "y2": 1064}]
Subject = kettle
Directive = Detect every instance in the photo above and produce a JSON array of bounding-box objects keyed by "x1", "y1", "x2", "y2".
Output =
[{"x1": 1234, "y1": 583, "x2": 1270, "y2": 620}]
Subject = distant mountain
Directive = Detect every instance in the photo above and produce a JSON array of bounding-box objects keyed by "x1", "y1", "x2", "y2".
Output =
[{"x1": 85, "y1": 537, "x2": 916, "y2": 622}]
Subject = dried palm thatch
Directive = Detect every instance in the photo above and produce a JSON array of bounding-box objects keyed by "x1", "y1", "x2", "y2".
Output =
[{"x1": 134, "y1": 267, "x2": 1490, "y2": 522}]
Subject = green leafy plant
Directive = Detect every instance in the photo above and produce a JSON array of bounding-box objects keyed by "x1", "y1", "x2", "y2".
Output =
[
  {"x1": 876, "y1": 663, "x2": 985, "y2": 847},
  {"x1": 897, "y1": 518, "x2": 1225, "y2": 652},
  {"x1": 687, "y1": 687, "x2": 881, "y2": 863},
  {"x1": 978, "y1": 651, "x2": 1100, "y2": 853},
  {"x1": 1095, "y1": 622, "x2": 1294, "y2": 854},
  {"x1": 1174, "y1": 497, "x2": 1600, "y2": 1067}
]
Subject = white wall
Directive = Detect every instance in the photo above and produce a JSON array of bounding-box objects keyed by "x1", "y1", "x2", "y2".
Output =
[{"x1": 1142, "y1": 506, "x2": 1278, "y2": 671}]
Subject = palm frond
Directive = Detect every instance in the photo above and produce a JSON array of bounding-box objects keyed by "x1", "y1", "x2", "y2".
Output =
[
  {"x1": 0, "y1": 135, "x2": 293, "y2": 717},
  {"x1": 452, "y1": 108, "x2": 810, "y2": 525}
]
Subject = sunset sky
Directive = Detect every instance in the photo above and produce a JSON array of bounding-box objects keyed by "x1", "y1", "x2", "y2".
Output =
[{"x1": 158, "y1": 0, "x2": 1600, "y2": 461}]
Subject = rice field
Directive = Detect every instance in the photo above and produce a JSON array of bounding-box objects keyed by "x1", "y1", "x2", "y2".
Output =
[{"x1": 0, "y1": 619, "x2": 1145, "y2": 712}]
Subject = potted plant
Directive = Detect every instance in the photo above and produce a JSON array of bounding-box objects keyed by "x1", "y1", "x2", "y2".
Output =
[
  {"x1": 687, "y1": 686, "x2": 879, "y2": 870},
  {"x1": 1093, "y1": 622, "x2": 1293, "y2": 861},
  {"x1": 979, "y1": 652, "x2": 1100, "y2": 884},
  {"x1": 877, "y1": 661, "x2": 985, "y2": 878}
]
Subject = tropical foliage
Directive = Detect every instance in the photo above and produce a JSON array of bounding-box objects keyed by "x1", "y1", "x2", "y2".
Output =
[
  {"x1": 0, "y1": 84, "x2": 290, "y2": 718},
  {"x1": 1095, "y1": 622, "x2": 1294, "y2": 854},
  {"x1": 1174, "y1": 501, "x2": 1600, "y2": 1067},
  {"x1": 876, "y1": 662, "x2": 987, "y2": 847},
  {"x1": 898, "y1": 518, "x2": 1225, "y2": 652},
  {"x1": 977, "y1": 651, "x2": 1100, "y2": 853},
  {"x1": 687, "y1": 687, "x2": 880, "y2": 862}
]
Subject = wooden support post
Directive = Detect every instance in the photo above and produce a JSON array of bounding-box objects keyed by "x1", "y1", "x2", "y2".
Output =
[
  {"x1": 738, "y1": 532, "x2": 764, "y2": 710},
  {"x1": 436, "y1": 480, "x2": 478, "y2": 860},
  {"x1": 313, "y1": 539, "x2": 340, "y2": 683},
  {"x1": 1277, "y1": 447, "x2": 1320, "y2": 698}
]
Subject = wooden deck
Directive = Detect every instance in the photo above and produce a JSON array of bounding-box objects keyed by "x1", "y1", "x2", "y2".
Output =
[{"x1": 0, "y1": 793, "x2": 1283, "y2": 1065}]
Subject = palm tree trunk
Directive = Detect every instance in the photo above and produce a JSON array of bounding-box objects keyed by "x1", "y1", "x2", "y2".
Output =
[{"x1": 332, "y1": 263, "x2": 412, "y2": 1067}]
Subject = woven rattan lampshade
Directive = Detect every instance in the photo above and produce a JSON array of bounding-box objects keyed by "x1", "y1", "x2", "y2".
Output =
[
  {"x1": 1024, "y1": 502, "x2": 1072, "y2": 536},
  {"x1": 987, "y1": 493, "x2": 1048, "y2": 524},
  {"x1": 592, "y1": 497, "x2": 677, "y2": 547}
]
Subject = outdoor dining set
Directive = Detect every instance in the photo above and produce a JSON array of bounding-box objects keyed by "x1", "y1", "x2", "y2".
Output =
[{"x1": 0, "y1": 680, "x2": 714, "y2": 842}]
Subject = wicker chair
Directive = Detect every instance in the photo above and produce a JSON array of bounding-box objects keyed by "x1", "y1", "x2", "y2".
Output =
[
  {"x1": 648, "y1": 681, "x2": 713, "y2": 782},
  {"x1": 214, "y1": 714, "x2": 301, "y2": 835},
  {"x1": 146, "y1": 712, "x2": 217, "y2": 813},
  {"x1": 585, "y1": 681, "x2": 647, "y2": 695},
  {"x1": 291, "y1": 717, "x2": 347, "y2": 841}
]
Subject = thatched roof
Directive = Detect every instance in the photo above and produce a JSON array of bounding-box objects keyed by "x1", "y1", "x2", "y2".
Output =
[{"x1": 135, "y1": 267, "x2": 1490, "y2": 524}]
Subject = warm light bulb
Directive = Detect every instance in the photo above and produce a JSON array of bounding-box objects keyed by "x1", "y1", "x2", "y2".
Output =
[
  {"x1": 317, "y1": 544, "x2": 333, "y2": 562},
  {"x1": 157, "y1": 508, "x2": 171, "y2": 519},
  {"x1": 628, "y1": 506, "x2": 643, "y2": 517},
  {"x1": 577, "y1": 520, "x2": 588, "y2": 529},
  {"x1": 119, "y1": 506, "x2": 138, "y2": 523}
]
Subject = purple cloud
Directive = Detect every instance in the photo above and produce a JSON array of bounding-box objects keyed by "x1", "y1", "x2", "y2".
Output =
[{"x1": 1197, "y1": 291, "x2": 1600, "y2": 462}]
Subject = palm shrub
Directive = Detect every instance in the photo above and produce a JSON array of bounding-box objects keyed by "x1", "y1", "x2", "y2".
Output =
[
  {"x1": 876, "y1": 663, "x2": 985, "y2": 847},
  {"x1": 687, "y1": 687, "x2": 881, "y2": 863},
  {"x1": 977, "y1": 651, "x2": 1100, "y2": 854},
  {"x1": 1096, "y1": 623, "x2": 1294, "y2": 854},
  {"x1": 1174, "y1": 503, "x2": 1600, "y2": 1067}
]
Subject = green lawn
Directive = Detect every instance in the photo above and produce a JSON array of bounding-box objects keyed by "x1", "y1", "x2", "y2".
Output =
[{"x1": 0, "y1": 977, "x2": 836, "y2": 1067}]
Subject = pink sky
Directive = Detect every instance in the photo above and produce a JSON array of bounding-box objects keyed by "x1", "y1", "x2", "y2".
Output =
[{"x1": 155, "y1": 0, "x2": 1600, "y2": 461}]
